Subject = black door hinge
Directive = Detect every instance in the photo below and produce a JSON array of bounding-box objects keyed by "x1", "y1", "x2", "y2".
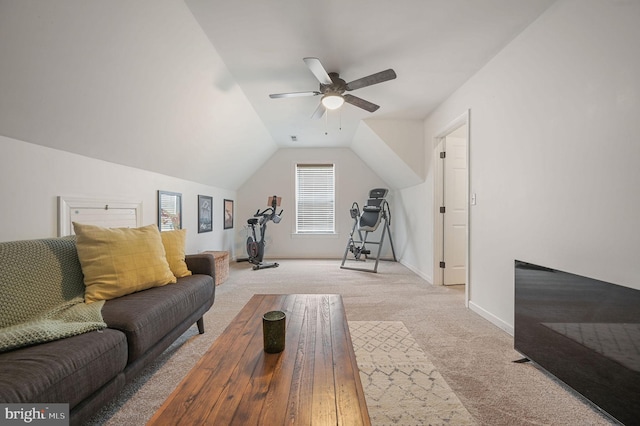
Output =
[
  {"x1": 440, "y1": 206, "x2": 446, "y2": 214},
  {"x1": 439, "y1": 261, "x2": 446, "y2": 268},
  {"x1": 440, "y1": 151, "x2": 446, "y2": 159}
]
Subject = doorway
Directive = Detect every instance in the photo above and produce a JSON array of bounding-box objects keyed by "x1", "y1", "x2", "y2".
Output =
[{"x1": 434, "y1": 111, "x2": 470, "y2": 304}]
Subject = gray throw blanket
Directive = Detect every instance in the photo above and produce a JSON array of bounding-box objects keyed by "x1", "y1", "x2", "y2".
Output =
[{"x1": 0, "y1": 237, "x2": 106, "y2": 352}]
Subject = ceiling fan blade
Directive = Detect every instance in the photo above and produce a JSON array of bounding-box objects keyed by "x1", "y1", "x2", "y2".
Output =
[
  {"x1": 303, "y1": 57, "x2": 333, "y2": 85},
  {"x1": 346, "y1": 69, "x2": 397, "y2": 91},
  {"x1": 343, "y1": 94, "x2": 380, "y2": 113},
  {"x1": 269, "y1": 91, "x2": 321, "y2": 99},
  {"x1": 311, "y1": 102, "x2": 326, "y2": 119}
]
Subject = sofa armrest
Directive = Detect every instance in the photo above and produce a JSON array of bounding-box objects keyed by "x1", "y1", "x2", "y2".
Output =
[{"x1": 185, "y1": 253, "x2": 216, "y2": 282}]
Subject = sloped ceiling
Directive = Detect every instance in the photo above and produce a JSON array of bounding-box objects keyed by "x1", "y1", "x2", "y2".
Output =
[
  {"x1": 352, "y1": 120, "x2": 424, "y2": 189},
  {"x1": 0, "y1": 0, "x2": 556, "y2": 190},
  {"x1": 186, "y1": 0, "x2": 555, "y2": 148},
  {"x1": 0, "y1": 0, "x2": 276, "y2": 190}
]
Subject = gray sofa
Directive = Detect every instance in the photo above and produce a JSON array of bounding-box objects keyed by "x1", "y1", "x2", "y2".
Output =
[{"x1": 0, "y1": 236, "x2": 216, "y2": 425}]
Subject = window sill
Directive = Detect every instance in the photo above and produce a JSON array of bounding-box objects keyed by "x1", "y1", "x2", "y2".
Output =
[{"x1": 291, "y1": 232, "x2": 340, "y2": 239}]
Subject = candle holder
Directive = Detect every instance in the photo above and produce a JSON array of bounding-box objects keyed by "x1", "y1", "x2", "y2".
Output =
[{"x1": 262, "y1": 310, "x2": 286, "y2": 353}]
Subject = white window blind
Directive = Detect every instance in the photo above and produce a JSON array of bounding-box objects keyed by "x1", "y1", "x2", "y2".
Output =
[{"x1": 296, "y1": 164, "x2": 335, "y2": 233}]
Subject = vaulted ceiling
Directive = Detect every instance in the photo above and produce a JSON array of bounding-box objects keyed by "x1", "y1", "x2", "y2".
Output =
[
  {"x1": 186, "y1": 0, "x2": 555, "y2": 148},
  {"x1": 0, "y1": 1, "x2": 556, "y2": 190}
]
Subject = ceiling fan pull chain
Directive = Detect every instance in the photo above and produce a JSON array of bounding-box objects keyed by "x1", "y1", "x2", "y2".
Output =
[{"x1": 325, "y1": 109, "x2": 328, "y2": 135}]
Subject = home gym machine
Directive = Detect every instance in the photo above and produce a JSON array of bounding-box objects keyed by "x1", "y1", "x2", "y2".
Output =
[
  {"x1": 243, "y1": 195, "x2": 283, "y2": 270},
  {"x1": 341, "y1": 188, "x2": 396, "y2": 273}
]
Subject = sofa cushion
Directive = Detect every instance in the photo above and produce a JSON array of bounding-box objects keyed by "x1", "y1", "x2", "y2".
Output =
[
  {"x1": 101, "y1": 274, "x2": 214, "y2": 363},
  {"x1": 0, "y1": 329, "x2": 127, "y2": 409},
  {"x1": 73, "y1": 223, "x2": 177, "y2": 303},
  {"x1": 160, "y1": 229, "x2": 192, "y2": 278}
]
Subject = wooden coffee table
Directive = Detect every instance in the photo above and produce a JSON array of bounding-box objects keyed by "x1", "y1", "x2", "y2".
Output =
[{"x1": 148, "y1": 294, "x2": 370, "y2": 425}]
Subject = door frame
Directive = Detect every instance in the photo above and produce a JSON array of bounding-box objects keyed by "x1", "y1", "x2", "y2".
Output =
[{"x1": 433, "y1": 109, "x2": 470, "y2": 306}]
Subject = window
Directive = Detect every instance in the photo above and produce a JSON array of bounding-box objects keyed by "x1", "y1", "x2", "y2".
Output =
[{"x1": 295, "y1": 164, "x2": 335, "y2": 234}]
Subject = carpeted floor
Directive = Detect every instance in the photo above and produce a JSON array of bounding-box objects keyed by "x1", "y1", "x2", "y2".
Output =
[{"x1": 86, "y1": 259, "x2": 615, "y2": 425}]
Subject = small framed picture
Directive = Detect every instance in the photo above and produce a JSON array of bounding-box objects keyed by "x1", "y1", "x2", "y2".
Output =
[
  {"x1": 158, "y1": 191, "x2": 182, "y2": 231},
  {"x1": 198, "y1": 195, "x2": 213, "y2": 233},
  {"x1": 224, "y1": 199, "x2": 234, "y2": 229}
]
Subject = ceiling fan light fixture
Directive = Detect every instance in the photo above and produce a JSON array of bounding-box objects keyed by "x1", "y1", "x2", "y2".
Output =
[{"x1": 321, "y1": 94, "x2": 344, "y2": 110}]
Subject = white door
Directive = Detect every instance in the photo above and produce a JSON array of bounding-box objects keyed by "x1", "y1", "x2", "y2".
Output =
[{"x1": 443, "y1": 128, "x2": 468, "y2": 285}]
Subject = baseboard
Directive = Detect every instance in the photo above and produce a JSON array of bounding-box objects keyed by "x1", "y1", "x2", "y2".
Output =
[
  {"x1": 468, "y1": 301, "x2": 514, "y2": 336},
  {"x1": 399, "y1": 260, "x2": 433, "y2": 284}
]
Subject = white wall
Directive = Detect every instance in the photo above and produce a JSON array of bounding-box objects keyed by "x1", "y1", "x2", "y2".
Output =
[
  {"x1": 392, "y1": 181, "x2": 434, "y2": 283},
  {"x1": 0, "y1": 136, "x2": 236, "y2": 255},
  {"x1": 399, "y1": 0, "x2": 640, "y2": 333},
  {"x1": 236, "y1": 148, "x2": 392, "y2": 260}
]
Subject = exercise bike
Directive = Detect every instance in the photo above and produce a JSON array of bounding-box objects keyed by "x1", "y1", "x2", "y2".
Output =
[{"x1": 244, "y1": 195, "x2": 283, "y2": 270}]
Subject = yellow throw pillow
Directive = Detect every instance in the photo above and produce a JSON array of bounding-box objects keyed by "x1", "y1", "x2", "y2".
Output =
[
  {"x1": 160, "y1": 229, "x2": 192, "y2": 278},
  {"x1": 73, "y1": 223, "x2": 177, "y2": 303}
]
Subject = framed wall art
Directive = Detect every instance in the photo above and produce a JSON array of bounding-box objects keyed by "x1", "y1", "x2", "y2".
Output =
[
  {"x1": 158, "y1": 190, "x2": 182, "y2": 231},
  {"x1": 224, "y1": 199, "x2": 234, "y2": 229},
  {"x1": 198, "y1": 195, "x2": 213, "y2": 233}
]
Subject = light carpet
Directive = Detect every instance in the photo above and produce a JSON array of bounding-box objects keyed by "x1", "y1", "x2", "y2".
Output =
[
  {"x1": 86, "y1": 259, "x2": 615, "y2": 425},
  {"x1": 350, "y1": 321, "x2": 475, "y2": 425}
]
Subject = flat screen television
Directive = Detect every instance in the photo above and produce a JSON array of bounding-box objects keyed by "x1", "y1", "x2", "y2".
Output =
[{"x1": 514, "y1": 260, "x2": 640, "y2": 425}]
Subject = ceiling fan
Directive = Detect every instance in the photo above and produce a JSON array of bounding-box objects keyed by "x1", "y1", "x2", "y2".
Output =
[{"x1": 269, "y1": 57, "x2": 397, "y2": 119}]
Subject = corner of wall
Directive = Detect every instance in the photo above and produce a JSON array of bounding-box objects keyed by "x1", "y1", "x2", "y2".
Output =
[{"x1": 351, "y1": 121, "x2": 422, "y2": 189}]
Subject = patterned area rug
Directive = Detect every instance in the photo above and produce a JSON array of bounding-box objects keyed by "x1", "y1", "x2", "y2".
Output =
[{"x1": 349, "y1": 321, "x2": 476, "y2": 425}]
